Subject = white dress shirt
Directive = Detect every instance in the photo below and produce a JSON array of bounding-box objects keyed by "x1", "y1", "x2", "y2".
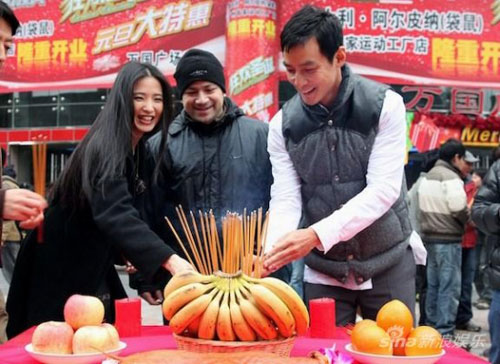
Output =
[{"x1": 266, "y1": 89, "x2": 426, "y2": 290}]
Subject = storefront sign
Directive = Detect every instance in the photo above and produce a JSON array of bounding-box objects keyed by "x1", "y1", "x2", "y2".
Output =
[
  {"x1": 402, "y1": 86, "x2": 443, "y2": 113},
  {"x1": 0, "y1": 0, "x2": 499, "y2": 93},
  {"x1": 461, "y1": 126, "x2": 500, "y2": 146}
]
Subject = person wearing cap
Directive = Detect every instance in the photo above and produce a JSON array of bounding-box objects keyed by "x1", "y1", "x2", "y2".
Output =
[
  {"x1": 456, "y1": 150, "x2": 482, "y2": 332},
  {"x1": 131, "y1": 49, "x2": 276, "y2": 305},
  {"x1": 417, "y1": 138, "x2": 470, "y2": 337}
]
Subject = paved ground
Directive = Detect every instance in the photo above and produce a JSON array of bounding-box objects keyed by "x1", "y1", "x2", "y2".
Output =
[{"x1": 0, "y1": 268, "x2": 491, "y2": 361}]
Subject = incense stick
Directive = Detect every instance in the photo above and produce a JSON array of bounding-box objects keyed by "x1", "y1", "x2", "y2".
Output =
[{"x1": 165, "y1": 208, "x2": 269, "y2": 276}]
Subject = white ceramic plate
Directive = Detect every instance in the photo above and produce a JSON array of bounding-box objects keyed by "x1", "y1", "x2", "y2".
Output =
[
  {"x1": 345, "y1": 344, "x2": 445, "y2": 364},
  {"x1": 25, "y1": 341, "x2": 126, "y2": 364}
]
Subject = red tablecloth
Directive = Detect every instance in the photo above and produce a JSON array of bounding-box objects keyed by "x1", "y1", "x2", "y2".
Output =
[{"x1": 0, "y1": 326, "x2": 487, "y2": 363}]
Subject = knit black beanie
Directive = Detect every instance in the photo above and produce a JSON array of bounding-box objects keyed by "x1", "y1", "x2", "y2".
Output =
[{"x1": 174, "y1": 49, "x2": 226, "y2": 96}]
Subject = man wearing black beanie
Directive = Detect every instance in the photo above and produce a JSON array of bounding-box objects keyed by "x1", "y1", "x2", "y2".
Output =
[
  {"x1": 174, "y1": 49, "x2": 226, "y2": 97},
  {"x1": 130, "y1": 49, "x2": 289, "y2": 306}
]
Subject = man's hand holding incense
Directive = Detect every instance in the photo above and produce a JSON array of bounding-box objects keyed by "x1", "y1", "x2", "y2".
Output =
[{"x1": 262, "y1": 228, "x2": 321, "y2": 276}]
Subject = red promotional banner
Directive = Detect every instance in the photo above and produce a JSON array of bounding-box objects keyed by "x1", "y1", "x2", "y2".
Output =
[
  {"x1": 0, "y1": 0, "x2": 226, "y2": 92},
  {"x1": 277, "y1": 0, "x2": 500, "y2": 88},
  {"x1": 1, "y1": 0, "x2": 499, "y2": 93},
  {"x1": 225, "y1": 0, "x2": 279, "y2": 122}
]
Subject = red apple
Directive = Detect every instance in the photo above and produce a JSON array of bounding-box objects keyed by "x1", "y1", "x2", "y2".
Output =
[
  {"x1": 72, "y1": 324, "x2": 120, "y2": 354},
  {"x1": 31, "y1": 321, "x2": 74, "y2": 354},
  {"x1": 64, "y1": 294, "x2": 105, "y2": 330}
]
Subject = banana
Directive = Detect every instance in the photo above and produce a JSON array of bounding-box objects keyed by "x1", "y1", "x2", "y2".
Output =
[
  {"x1": 198, "y1": 289, "x2": 224, "y2": 339},
  {"x1": 247, "y1": 283, "x2": 295, "y2": 338},
  {"x1": 169, "y1": 288, "x2": 218, "y2": 334},
  {"x1": 216, "y1": 287, "x2": 236, "y2": 341},
  {"x1": 229, "y1": 286, "x2": 256, "y2": 341},
  {"x1": 186, "y1": 311, "x2": 202, "y2": 337},
  {"x1": 163, "y1": 282, "x2": 214, "y2": 320},
  {"x1": 163, "y1": 271, "x2": 215, "y2": 299},
  {"x1": 250, "y1": 276, "x2": 309, "y2": 335},
  {"x1": 236, "y1": 285, "x2": 277, "y2": 340}
]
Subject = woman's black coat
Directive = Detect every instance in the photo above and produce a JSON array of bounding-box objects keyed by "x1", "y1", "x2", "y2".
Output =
[{"x1": 6, "y1": 141, "x2": 175, "y2": 338}]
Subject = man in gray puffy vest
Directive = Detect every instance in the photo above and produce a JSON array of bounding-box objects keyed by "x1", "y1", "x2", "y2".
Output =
[{"x1": 263, "y1": 5, "x2": 424, "y2": 326}]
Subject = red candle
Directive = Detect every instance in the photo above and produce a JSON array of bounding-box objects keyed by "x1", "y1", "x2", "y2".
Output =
[
  {"x1": 309, "y1": 298, "x2": 336, "y2": 338},
  {"x1": 114, "y1": 297, "x2": 141, "y2": 337}
]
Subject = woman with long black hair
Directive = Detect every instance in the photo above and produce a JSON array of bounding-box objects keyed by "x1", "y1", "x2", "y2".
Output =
[{"x1": 6, "y1": 62, "x2": 193, "y2": 338}]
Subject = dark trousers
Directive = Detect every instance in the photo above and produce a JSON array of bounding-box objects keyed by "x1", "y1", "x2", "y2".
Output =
[
  {"x1": 416, "y1": 264, "x2": 427, "y2": 326},
  {"x1": 456, "y1": 247, "x2": 476, "y2": 325},
  {"x1": 475, "y1": 233, "x2": 493, "y2": 302},
  {"x1": 304, "y1": 247, "x2": 416, "y2": 326}
]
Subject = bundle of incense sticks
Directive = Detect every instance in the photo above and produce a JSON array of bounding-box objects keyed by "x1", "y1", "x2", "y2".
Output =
[
  {"x1": 32, "y1": 135, "x2": 47, "y2": 243},
  {"x1": 165, "y1": 207, "x2": 269, "y2": 278}
]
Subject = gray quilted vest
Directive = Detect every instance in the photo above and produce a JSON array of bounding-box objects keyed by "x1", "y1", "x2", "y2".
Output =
[{"x1": 282, "y1": 66, "x2": 412, "y2": 284}]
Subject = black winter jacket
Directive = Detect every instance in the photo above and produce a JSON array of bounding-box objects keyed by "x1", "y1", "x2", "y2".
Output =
[
  {"x1": 472, "y1": 160, "x2": 500, "y2": 290},
  {"x1": 153, "y1": 98, "x2": 271, "y2": 215},
  {"x1": 6, "y1": 140, "x2": 174, "y2": 338},
  {"x1": 133, "y1": 98, "x2": 273, "y2": 292}
]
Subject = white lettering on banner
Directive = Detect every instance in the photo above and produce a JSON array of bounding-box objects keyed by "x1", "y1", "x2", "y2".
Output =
[
  {"x1": 4, "y1": 0, "x2": 45, "y2": 8},
  {"x1": 371, "y1": 8, "x2": 483, "y2": 34},
  {"x1": 372, "y1": 9, "x2": 389, "y2": 30},
  {"x1": 185, "y1": 1, "x2": 212, "y2": 30},
  {"x1": 345, "y1": 34, "x2": 429, "y2": 54},
  {"x1": 112, "y1": 22, "x2": 135, "y2": 48},
  {"x1": 227, "y1": 0, "x2": 277, "y2": 20},
  {"x1": 227, "y1": 8, "x2": 277, "y2": 20},
  {"x1": 92, "y1": 53, "x2": 120, "y2": 72},
  {"x1": 15, "y1": 20, "x2": 55, "y2": 39},
  {"x1": 229, "y1": 56, "x2": 274, "y2": 95},
  {"x1": 92, "y1": 1, "x2": 213, "y2": 55},
  {"x1": 60, "y1": 0, "x2": 147, "y2": 24},
  {"x1": 131, "y1": 7, "x2": 162, "y2": 42},
  {"x1": 92, "y1": 28, "x2": 114, "y2": 55},
  {"x1": 168, "y1": 50, "x2": 182, "y2": 65},
  {"x1": 158, "y1": 2, "x2": 189, "y2": 35},
  {"x1": 126, "y1": 49, "x2": 181, "y2": 66},
  {"x1": 60, "y1": 0, "x2": 85, "y2": 23},
  {"x1": 325, "y1": 6, "x2": 355, "y2": 29},
  {"x1": 60, "y1": 0, "x2": 84, "y2": 22},
  {"x1": 241, "y1": 91, "x2": 274, "y2": 116},
  {"x1": 242, "y1": 0, "x2": 276, "y2": 9}
]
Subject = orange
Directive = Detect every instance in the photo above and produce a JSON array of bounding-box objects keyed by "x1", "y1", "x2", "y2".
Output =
[
  {"x1": 392, "y1": 337, "x2": 407, "y2": 356},
  {"x1": 405, "y1": 326, "x2": 443, "y2": 356},
  {"x1": 351, "y1": 319, "x2": 377, "y2": 348},
  {"x1": 351, "y1": 324, "x2": 393, "y2": 355},
  {"x1": 376, "y1": 299, "x2": 414, "y2": 340}
]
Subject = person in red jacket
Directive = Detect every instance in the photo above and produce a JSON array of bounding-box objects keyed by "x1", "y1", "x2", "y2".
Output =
[{"x1": 456, "y1": 151, "x2": 482, "y2": 332}]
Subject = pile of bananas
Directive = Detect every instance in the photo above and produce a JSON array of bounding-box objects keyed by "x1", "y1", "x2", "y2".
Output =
[{"x1": 162, "y1": 271, "x2": 309, "y2": 341}]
